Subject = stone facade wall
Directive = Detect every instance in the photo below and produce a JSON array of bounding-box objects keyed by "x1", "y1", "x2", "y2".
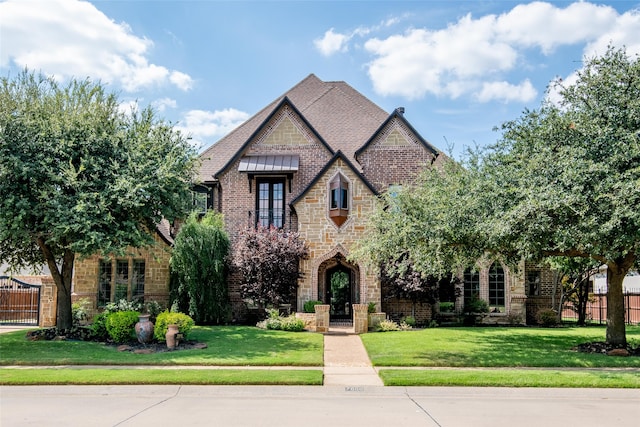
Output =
[
  {"x1": 72, "y1": 232, "x2": 172, "y2": 317},
  {"x1": 294, "y1": 158, "x2": 381, "y2": 312}
]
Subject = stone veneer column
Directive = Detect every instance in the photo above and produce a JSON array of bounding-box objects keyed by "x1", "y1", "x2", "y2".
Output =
[
  {"x1": 39, "y1": 277, "x2": 57, "y2": 327},
  {"x1": 353, "y1": 304, "x2": 368, "y2": 334},
  {"x1": 314, "y1": 305, "x2": 330, "y2": 333}
]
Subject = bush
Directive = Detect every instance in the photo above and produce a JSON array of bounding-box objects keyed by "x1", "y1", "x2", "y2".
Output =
[
  {"x1": 303, "y1": 300, "x2": 323, "y2": 313},
  {"x1": 104, "y1": 299, "x2": 142, "y2": 314},
  {"x1": 439, "y1": 302, "x2": 455, "y2": 313},
  {"x1": 464, "y1": 295, "x2": 489, "y2": 313},
  {"x1": 401, "y1": 315, "x2": 416, "y2": 327},
  {"x1": 154, "y1": 311, "x2": 195, "y2": 341},
  {"x1": 537, "y1": 308, "x2": 560, "y2": 327},
  {"x1": 257, "y1": 309, "x2": 306, "y2": 332},
  {"x1": 72, "y1": 298, "x2": 91, "y2": 326},
  {"x1": 90, "y1": 312, "x2": 110, "y2": 341},
  {"x1": 105, "y1": 311, "x2": 140, "y2": 343},
  {"x1": 377, "y1": 319, "x2": 401, "y2": 332},
  {"x1": 143, "y1": 300, "x2": 164, "y2": 323}
]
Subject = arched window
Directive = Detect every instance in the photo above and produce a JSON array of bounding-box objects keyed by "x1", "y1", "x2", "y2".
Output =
[
  {"x1": 463, "y1": 268, "x2": 480, "y2": 305},
  {"x1": 329, "y1": 174, "x2": 349, "y2": 226},
  {"x1": 488, "y1": 262, "x2": 505, "y2": 309}
]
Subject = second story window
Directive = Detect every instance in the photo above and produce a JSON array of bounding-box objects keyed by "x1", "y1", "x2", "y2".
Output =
[
  {"x1": 257, "y1": 178, "x2": 285, "y2": 228},
  {"x1": 329, "y1": 173, "x2": 349, "y2": 227}
]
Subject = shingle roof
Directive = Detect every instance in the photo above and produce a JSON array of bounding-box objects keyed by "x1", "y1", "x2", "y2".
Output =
[{"x1": 198, "y1": 74, "x2": 389, "y2": 182}]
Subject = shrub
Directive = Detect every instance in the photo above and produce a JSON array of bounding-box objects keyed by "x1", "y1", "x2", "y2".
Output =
[
  {"x1": 464, "y1": 294, "x2": 489, "y2": 313},
  {"x1": 303, "y1": 300, "x2": 323, "y2": 313},
  {"x1": 439, "y1": 302, "x2": 455, "y2": 313},
  {"x1": 104, "y1": 299, "x2": 142, "y2": 314},
  {"x1": 154, "y1": 311, "x2": 195, "y2": 341},
  {"x1": 377, "y1": 319, "x2": 401, "y2": 332},
  {"x1": 90, "y1": 312, "x2": 110, "y2": 341},
  {"x1": 144, "y1": 300, "x2": 164, "y2": 323},
  {"x1": 105, "y1": 311, "x2": 140, "y2": 343},
  {"x1": 257, "y1": 309, "x2": 306, "y2": 332},
  {"x1": 72, "y1": 298, "x2": 91, "y2": 326},
  {"x1": 537, "y1": 308, "x2": 560, "y2": 327},
  {"x1": 401, "y1": 315, "x2": 416, "y2": 327}
]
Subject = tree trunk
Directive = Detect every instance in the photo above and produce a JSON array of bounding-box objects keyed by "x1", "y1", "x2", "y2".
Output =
[
  {"x1": 37, "y1": 238, "x2": 75, "y2": 329},
  {"x1": 606, "y1": 258, "x2": 632, "y2": 346}
]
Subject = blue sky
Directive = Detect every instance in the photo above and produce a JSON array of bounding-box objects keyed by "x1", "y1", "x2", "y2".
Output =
[{"x1": 2, "y1": 0, "x2": 640, "y2": 159}]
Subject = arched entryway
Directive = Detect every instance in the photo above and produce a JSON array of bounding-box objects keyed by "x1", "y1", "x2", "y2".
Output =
[{"x1": 317, "y1": 254, "x2": 360, "y2": 322}]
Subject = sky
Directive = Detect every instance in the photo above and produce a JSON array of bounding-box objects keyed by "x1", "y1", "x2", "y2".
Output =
[{"x1": 2, "y1": 0, "x2": 640, "y2": 160}]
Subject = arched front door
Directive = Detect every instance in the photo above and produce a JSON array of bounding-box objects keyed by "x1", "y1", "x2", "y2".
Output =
[{"x1": 327, "y1": 265, "x2": 352, "y2": 321}]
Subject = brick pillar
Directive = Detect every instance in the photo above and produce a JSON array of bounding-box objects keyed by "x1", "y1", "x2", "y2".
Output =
[
  {"x1": 314, "y1": 304, "x2": 330, "y2": 333},
  {"x1": 353, "y1": 304, "x2": 368, "y2": 334},
  {"x1": 39, "y1": 277, "x2": 57, "y2": 327}
]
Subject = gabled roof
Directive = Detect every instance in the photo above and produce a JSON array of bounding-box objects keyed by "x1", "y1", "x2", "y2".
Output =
[
  {"x1": 198, "y1": 74, "x2": 389, "y2": 182},
  {"x1": 355, "y1": 108, "x2": 440, "y2": 158},
  {"x1": 290, "y1": 150, "x2": 379, "y2": 208}
]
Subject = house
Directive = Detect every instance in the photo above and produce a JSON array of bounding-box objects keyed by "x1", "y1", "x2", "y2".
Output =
[{"x1": 72, "y1": 74, "x2": 547, "y2": 325}]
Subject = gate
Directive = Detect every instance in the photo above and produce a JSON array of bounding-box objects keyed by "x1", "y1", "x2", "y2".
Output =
[{"x1": 0, "y1": 276, "x2": 41, "y2": 326}]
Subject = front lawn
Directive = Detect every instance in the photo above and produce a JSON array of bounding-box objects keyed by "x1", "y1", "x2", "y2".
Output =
[
  {"x1": 361, "y1": 325, "x2": 640, "y2": 367},
  {"x1": 0, "y1": 326, "x2": 324, "y2": 366}
]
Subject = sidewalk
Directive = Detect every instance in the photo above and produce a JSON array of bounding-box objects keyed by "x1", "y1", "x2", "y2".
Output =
[{"x1": 323, "y1": 325, "x2": 384, "y2": 387}]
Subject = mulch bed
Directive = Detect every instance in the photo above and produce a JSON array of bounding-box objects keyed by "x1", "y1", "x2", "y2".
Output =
[
  {"x1": 574, "y1": 341, "x2": 640, "y2": 357},
  {"x1": 25, "y1": 327, "x2": 207, "y2": 354}
]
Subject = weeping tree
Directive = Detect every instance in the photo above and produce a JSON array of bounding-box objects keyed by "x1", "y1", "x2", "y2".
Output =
[
  {"x1": 234, "y1": 226, "x2": 308, "y2": 311},
  {"x1": 170, "y1": 211, "x2": 230, "y2": 324},
  {"x1": 0, "y1": 70, "x2": 197, "y2": 329}
]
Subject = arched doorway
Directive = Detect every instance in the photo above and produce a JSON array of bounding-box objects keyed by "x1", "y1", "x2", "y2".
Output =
[
  {"x1": 327, "y1": 265, "x2": 352, "y2": 320},
  {"x1": 317, "y1": 254, "x2": 359, "y2": 322}
]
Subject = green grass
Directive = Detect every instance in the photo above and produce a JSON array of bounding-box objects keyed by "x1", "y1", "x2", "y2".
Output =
[
  {"x1": 361, "y1": 326, "x2": 640, "y2": 367},
  {"x1": 379, "y1": 368, "x2": 640, "y2": 388},
  {"x1": 0, "y1": 368, "x2": 323, "y2": 385},
  {"x1": 0, "y1": 326, "x2": 324, "y2": 366}
]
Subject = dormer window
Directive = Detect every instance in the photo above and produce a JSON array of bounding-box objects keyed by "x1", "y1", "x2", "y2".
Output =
[{"x1": 329, "y1": 174, "x2": 349, "y2": 227}]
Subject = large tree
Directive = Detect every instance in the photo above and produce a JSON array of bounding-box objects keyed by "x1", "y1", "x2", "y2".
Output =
[
  {"x1": 354, "y1": 46, "x2": 639, "y2": 346},
  {"x1": 0, "y1": 71, "x2": 197, "y2": 329}
]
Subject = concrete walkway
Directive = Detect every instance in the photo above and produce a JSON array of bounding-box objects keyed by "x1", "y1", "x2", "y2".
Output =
[{"x1": 323, "y1": 325, "x2": 383, "y2": 387}]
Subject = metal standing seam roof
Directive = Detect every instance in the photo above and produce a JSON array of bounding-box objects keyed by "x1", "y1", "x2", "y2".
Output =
[{"x1": 238, "y1": 155, "x2": 299, "y2": 173}]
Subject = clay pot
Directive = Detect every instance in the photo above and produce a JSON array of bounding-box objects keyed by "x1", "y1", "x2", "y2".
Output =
[
  {"x1": 135, "y1": 314, "x2": 154, "y2": 344},
  {"x1": 165, "y1": 324, "x2": 179, "y2": 349}
]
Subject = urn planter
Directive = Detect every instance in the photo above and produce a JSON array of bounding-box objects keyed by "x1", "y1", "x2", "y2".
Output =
[
  {"x1": 134, "y1": 314, "x2": 154, "y2": 344},
  {"x1": 165, "y1": 324, "x2": 180, "y2": 349}
]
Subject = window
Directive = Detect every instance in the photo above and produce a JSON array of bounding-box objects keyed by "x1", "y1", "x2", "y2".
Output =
[
  {"x1": 256, "y1": 178, "x2": 285, "y2": 228},
  {"x1": 97, "y1": 259, "x2": 146, "y2": 306},
  {"x1": 329, "y1": 174, "x2": 349, "y2": 226},
  {"x1": 463, "y1": 269, "x2": 480, "y2": 305},
  {"x1": 193, "y1": 191, "x2": 208, "y2": 214},
  {"x1": 488, "y1": 262, "x2": 505, "y2": 309},
  {"x1": 527, "y1": 271, "x2": 540, "y2": 296}
]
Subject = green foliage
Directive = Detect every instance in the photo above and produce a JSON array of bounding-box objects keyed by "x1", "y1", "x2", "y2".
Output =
[
  {"x1": 154, "y1": 311, "x2": 195, "y2": 341},
  {"x1": 464, "y1": 295, "x2": 489, "y2": 314},
  {"x1": 257, "y1": 310, "x2": 306, "y2": 332},
  {"x1": 72, "y1": 299, "x2": 91, "y2": 326},
  {"x1": 367, "y1": 302, "x2": 377, "y2": 313},
  {"x1": 90, "y1": 312, "x2": 110, "y2": 341},
  {"x1": 0, "y1": 70, "x2": 198, "y2": 329},
  {"x1": 143, "y1": 300, "x2": 164, "y2": 323},
  {"x1": 303, "y1": 300, "x2": 323, "y2": 313},
  {"x1": 401, "y1": 316, "x2": 417, "y2": 327},
  {"x1": 234, "y1": 226, "x2": 308, "y2": 309},
  {"x1": 104, "y1": 299, "x2": 142, "y2": 314},
  {"x1": 170, "y1": 211, "x2": 231, "y2": 324},
  {"x1": 537, "y1": 309, "x2": 560, "y2": 327},
  {"x1": 439, "y1": 302, "x2": 455, "y2": 313},
  {"x1": 105, "y1": 311, "x2": 140, "y2": 343}
]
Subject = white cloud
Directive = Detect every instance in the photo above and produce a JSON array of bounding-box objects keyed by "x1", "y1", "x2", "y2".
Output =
[
  {"x1": 314, "y1": 28, "x2": 350, "y2": 56},
  {"x1": 360, "y1": 2, "x2": 640, "y2": 103},
  {"x1": 152, "y1": 98, "x2": 178, "y2": 113},
  {"x1": 0, "y1": 0, "x2": 193, "y2": 92},
  {"x1": 476, "y1": 80, "x2": 538, "y2": 103},
  {"x1": 177, "y1": 108, "x2": 250, "y2": 149}
]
